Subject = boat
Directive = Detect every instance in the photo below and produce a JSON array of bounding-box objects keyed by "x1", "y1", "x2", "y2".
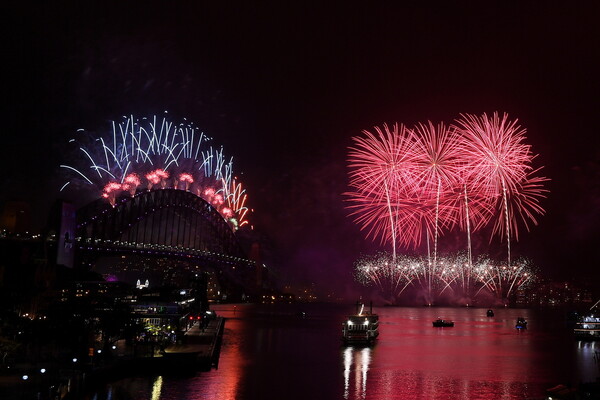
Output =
[
  {"x1": 573, "y1": 314, "x2": 600, "y2": 339},
  {"x1": 486, "y1": 309, "x2": 494, "y2": 317},
  {"x1": 432, "y1": 318, "x2": 454, "y2": 327},
  {"x1": 515, "y1": 317, "x2": 527, "y2": 330},
  {"x1": 342, "y1": 302, "x2": 379, "y2": 344},
  {"x1": 574, "y1": 300, "x2": 600, "y2": 340}
]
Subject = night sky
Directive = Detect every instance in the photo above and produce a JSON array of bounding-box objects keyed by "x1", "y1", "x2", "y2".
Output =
[{"x1": 3, "y1": 3, "x2": 600, "y2": 294}]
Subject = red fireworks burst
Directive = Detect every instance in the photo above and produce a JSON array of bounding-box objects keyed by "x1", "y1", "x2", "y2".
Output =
[
  {"x1": 145, "y1": 171, "x2": 161, "y2": 189},
  {"x1": 346, "y1": 112, "x2": 548, "y2": 264},
  {"x1": 122, "y1": 173, "x2": 141, "y2": 196},
  {"x1": 347, "y1": 123, "x2": 420, "y2": 252},
  {"x1": 177, "y1": 173, "x2": 194, "y2": 190},
  {"x1": 102, "y1": 182, "x2": 122, "y2": 206},
  {"x1": 455, "y1": 112, "x2": 549, "y2": 265}
]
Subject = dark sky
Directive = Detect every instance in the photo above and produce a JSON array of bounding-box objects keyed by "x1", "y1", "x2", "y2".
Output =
[{"x1": 3, "y1": 2, "x2": 600, "y2": 293}]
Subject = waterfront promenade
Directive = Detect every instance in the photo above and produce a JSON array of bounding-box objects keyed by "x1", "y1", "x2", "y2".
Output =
[
  {"x1": 0, "y1": 317, "x2": 225, "y2": 399},
  {"x1": 164, "y1": 316, "x2": 225, "y2": 369}
]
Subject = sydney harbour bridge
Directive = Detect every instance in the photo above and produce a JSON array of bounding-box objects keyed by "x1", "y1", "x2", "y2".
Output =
[
  {"x1": 76, "y1": 189, "x2": 250, "y2": 266},
  {"x1": 1, "y1": 114, "x2": 266, "y2": 301},
  {"x1": 54, "y1": 188, "x2": 260, "y2": 299}
]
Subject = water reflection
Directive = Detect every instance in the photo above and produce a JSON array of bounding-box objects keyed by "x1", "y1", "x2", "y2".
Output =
[
  {"x1": 181, "y1": 305, "x2": 243, "y2": 400},
  {"x1": 89, "y1": 305, "x2": 598, "y2": 400},
  {"x1": 576, "y1": 340, "x2": 599, "y2": 383},
  {"x1": 151, "y1": 376, "x2": 162, "y2": 400},
  {"x1": 343, "y1": 346, "x2": 371, "y2": 400}
]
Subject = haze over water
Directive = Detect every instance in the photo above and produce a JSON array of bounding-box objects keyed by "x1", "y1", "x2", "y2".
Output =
[{"x1": 91, "y1": 303, "x2": 598, "y2": 400}]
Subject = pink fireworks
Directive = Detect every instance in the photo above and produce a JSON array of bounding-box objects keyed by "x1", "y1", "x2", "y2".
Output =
[
  {"x1": 103, "y1": 171, "x2": 248, "y2": 230},
  {"x1": 202, "y1": 187, "x2": 216, "y2": 200},
  {"x1": 213, "y1": 193, "x2": 224, "y2": 206},
  {"x1": 145, "y1": 169, "x2": 170, "y2": 189},
  {"x1": 177, "y1": 173, "x2": 194, "y2": 190},
  {"x1": 145, "y1": 171, "x2": 161, "y2": 189},
  {"x1": 221, "y1": 207, "x2": 234, "y2": 218},
  {"x1": 455, "y1": 112, "x2": 549, "y2": 266},
  {"x1": 122, "y1": 173, "x2": 141, "y2": 197},
  {"x1": 155, "y1": 169, "x2": 169, "y2": 188},
  {"x1": 102, "y1": 182, "x2": 122, "y2": 206},
  {"x1": 347, "y1": 112, "x2": 548, "y2": 274},
  {"x1": 347, "y1": 123, "x2": 418, "y2": 251}
]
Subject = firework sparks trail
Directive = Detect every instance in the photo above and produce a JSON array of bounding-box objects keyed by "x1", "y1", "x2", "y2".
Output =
[
  {"x1": 408, "y1": 121, "x2": 463, "y2": 299},
  {"x1": 122, "y1": 173, "x2": 141, "y2": 196},
  {"x1": 61, "y1": 114, "x2": 251, "y2": 230},
  {"x1": 102, "y1": 182, "x2": 122, "y2": 207},
  {"x1": 346, "y1": 112, "x2": 548, "y2": 288},
  {"x1": 145, "y1": 170, "x2": 161, "y2": 190},
  {"x1": 224, "y1": 179, "x2": 249, "y2": 229},
  {"x1": 177, "y1": 173, "x2": 194, "y2": 191},
  {"x1": 354, "y1": 253, "x2": 421, "y2": 300},
  {"x1": 472, "y1": 257, "x2": 535, "y2": 300},
  {"x1": 355, "y1": 252, "x2": 535, "y2": 304},
  {"x1": 347, "y1": 123, "x2": 424, "y2": 254},
  {"x1": 454, "y1": 112, "x2": 549, "y2": 267}
]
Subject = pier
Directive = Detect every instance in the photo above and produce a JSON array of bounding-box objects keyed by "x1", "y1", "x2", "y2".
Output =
[{"x1": 164, "y1": 316, "x2": 226, "y2": 370}]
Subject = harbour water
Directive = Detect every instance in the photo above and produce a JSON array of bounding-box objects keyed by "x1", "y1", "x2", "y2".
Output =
[{"x1": 87, "y1": 303, "x2": 599, "y2": 400}]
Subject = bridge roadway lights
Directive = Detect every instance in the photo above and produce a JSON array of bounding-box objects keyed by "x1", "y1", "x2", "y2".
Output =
[{"x1": 76, "y1": 189, "x2": 250, "y2": 267}]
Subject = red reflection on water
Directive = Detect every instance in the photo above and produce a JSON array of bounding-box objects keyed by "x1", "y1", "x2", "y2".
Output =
[
  {"x1": 94, "y1": 304, "x2": 591, "y2": 400},
  {"x1": 185, "y1": 304, "x2": 244, "y2": 400},
  {"x1": 341, "y1": 307, "x2": 544, "y2": 400}
]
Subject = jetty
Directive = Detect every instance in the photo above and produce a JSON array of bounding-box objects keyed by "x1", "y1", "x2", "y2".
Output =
[{"x1": 163, "y1": 316, "x2": 225, "y2": 370}]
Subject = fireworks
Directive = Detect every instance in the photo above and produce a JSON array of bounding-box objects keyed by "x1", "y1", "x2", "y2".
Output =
[
  {"x1": 347, "y1": 123, "x2": 424, "y2": 251},
  {"x1": 454, "y1": 112, "x2": 548, "y2": 265},
  {"x1": 122, "y1": 173, "x2": 141, "y2": 196},
  {"x1": 346, "y1": 112, "x2": 548, "y2": 258},
  {"x1": 348, "y1": 112, "x2": 547, "y2": 303},
  {"x1": 101, "y1": 182, "x2": 122, "y2": 206},
  {"x1": 61, "y1": 114, "x2": 250, "y2": 230},
  {"x1": 354, "y1": 251, "x2": 535, "y2": 304}
]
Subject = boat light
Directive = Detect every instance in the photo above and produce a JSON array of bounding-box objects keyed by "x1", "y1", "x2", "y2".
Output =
[
  {"x1": 364, "y1": 319, "x2": 369, "y2": 325},
  {"x1": 347, "y1": 320, "x2": 353, "y2": 325}
]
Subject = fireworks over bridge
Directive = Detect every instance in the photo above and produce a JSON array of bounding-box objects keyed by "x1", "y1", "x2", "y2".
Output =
[
  {"x1": 75, "y1": 189, "x2": 250, "y2": 267},
  {"x1": 60, "y1": 114, "x2": 255, "y2": 278}
]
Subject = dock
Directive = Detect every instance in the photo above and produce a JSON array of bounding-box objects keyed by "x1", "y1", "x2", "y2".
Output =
[{"x1": 163, "y1": 316, "x2": 225, "y2": 370}]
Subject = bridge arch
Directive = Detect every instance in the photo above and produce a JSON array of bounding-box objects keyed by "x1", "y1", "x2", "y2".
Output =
[{"x1": 75, "y1": 189, "x2": 248, "y2": 263}]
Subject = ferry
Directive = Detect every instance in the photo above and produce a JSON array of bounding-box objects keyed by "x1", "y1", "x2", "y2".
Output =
[
  {"x1": 342, "y1": 302, "x2": 379, "y2": 344},
  {"x1": 432, "y1": 318, "x2": 454, "y2": 327},
  {"x1": 573, "y1": 300, "x2": 600, "y2": 340},
  {"x1": 573, "y1": 314, "x2": 600, "y2": 340}
]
